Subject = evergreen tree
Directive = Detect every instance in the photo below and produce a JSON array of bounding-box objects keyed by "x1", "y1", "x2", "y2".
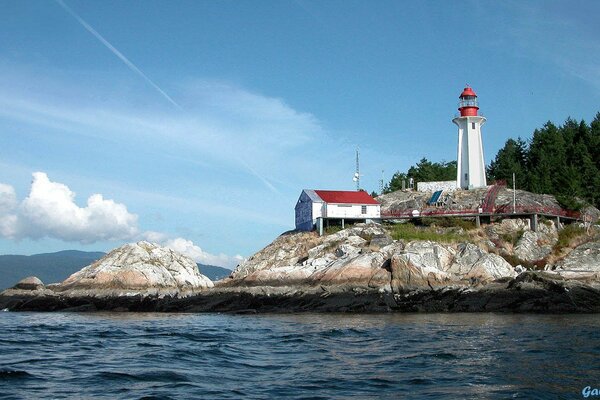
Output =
[{"x1": 487, "y1": 138, "x2": 527, "y2": 187}]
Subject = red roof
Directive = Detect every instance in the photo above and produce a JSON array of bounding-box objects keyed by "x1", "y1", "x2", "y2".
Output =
[
  {"x1": 314, "y1": 190, "x2": 379, "y2": 205},
  {"x1": 459, "y1": 86, "x2": 477, "y2": 98}
]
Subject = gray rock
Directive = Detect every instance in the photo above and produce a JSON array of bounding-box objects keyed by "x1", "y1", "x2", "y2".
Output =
[
  {"x1": 555, "y1": 242, "x2": 600, "y2": 272},
  {"x1": 13, "y1": 276, "x2": 44, "y2": 291},
  {"x1": 514, "y1": 221, "x2": 558, "y2": 262},
  {"x1": 370, "y1": 234, "x2": 393, "y2": 248},
  {"x1": 62, "y1": 241, "x2": 213, "y2": 291},
  {"x1": 448, "y1": 243, "x2": 516, "y2": 281}
]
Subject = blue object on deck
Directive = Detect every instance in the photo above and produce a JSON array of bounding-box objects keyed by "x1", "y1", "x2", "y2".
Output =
[{"x1": 427, "y1": 190, "x2": 442, "y2": 205}]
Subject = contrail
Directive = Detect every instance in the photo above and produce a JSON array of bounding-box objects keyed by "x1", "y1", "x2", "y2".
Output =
[
  {"x1": 55, "y1": 0, "x2": 181, "y2": 109},
  {"x1": 239, "y1": 159, "x2": 281, "y2": 195}
]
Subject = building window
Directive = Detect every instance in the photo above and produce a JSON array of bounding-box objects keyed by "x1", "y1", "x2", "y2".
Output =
[
  {"x1": 471, "y1": 122, "x2": 475, "y2": 129},
  {"x1": 361, "y1": 205, "x2": 367, "y2": 214}
]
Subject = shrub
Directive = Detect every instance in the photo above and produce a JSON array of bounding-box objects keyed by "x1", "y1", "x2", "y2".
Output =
[
  {"x1": 325, "y1": 225, "x2": 343, "y2": 235},
  {"x1": 500, "y1": 230, "x2": 524, "y2": 247},
  {"x1": 553, "y1": 224, "x2": 587, "y2": 253},
  {"x1": 389, "y1": 222, "x2": 470, "y2": 243},
  {"x1": 420, "y1": 217, "x2": 476, "y2": 230},
  {"x1": 501, "y1": 253, "x2": 534, "y2": 269}
]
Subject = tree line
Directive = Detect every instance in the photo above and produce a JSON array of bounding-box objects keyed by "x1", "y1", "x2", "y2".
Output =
[
  {"x1": 383, "y1": 113, "x2": 600, "y2": 210},
  {"x1": 488, "y1": 113, "x2": 600, "y2": 209}
]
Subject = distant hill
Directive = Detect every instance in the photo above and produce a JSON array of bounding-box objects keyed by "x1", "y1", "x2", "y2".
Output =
[
  {"x1": 0, "y1": 250, "x2": 105, "y2": 290},
  {"x1": 0, "y1": 250, "x2": 232, "y2": 290},
  {"x1": 198, "y1": 264, "x2": 232, "y2": 281}
]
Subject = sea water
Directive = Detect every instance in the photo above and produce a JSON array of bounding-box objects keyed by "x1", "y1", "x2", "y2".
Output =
[{"x1": 0, "y1": 312, "x2": 599, "y2": 399}]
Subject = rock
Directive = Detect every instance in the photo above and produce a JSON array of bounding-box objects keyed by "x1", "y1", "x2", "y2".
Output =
[
  {"x1": 390, "y1": 253, "x2": 453, "y2": 293},
  {"x1": 448, "y1": 243, "x2": 516, "y2": 281},
  {"x1": 401, "y1": 241, "x2": 455, "y2": 271},
  {"x1": 335, "y1": 243, "x2": 361, "y2": 258},
  {"x1": 555, "y1": 242, "x2": 600, "y2": 272},
  {"x1": 13, "y1": 276, "x2": 44, "y2": 291},
  {"x1": 389, "y1": 241, "x2": 516, "y2": 293},
  {"x1": 485, "y1": 218, "x2": 530, "y2": 240},
  {"x1": 234, "y1": 231, "x2": 321, "y2": 279},
  {"x1": 514, "y1": 221, "x2": 558, "y2": 262},
  {"x1": 62, "y1": 241, "x2": 213, "y2": 290},
  {"x1": 370, "y1": 234, "x2": 393, "y2": 248},
  {"x1": 309, "y1": 252, "x2": 391, "y2": 290},
  {"x1": 229, "y1": 224, "x2": 391, "y2": 291}
]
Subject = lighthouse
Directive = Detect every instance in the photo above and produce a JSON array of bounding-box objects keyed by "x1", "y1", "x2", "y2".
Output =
[{"x1": 453, "y1": 86, "x2": 487, "y2": 190}]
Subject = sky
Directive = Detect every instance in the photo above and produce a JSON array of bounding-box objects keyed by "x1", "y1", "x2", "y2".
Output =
[{"x1": 0, "y1": 0, "x2": 599, "y2": 268}]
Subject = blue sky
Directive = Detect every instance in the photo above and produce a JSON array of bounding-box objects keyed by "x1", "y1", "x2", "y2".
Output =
[{"x1": 0, "y1": 0, "x2": 599, "y2": 267}]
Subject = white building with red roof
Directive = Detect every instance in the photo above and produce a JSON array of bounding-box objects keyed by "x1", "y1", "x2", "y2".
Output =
[{"x1": 295, "y1": 189, "x2": 381, "y2": 234}]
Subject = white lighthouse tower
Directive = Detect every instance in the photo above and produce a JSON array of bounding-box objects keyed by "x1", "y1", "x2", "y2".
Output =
[{"x1": 453, "y1": 86, "x2": 487, "y2": 190}]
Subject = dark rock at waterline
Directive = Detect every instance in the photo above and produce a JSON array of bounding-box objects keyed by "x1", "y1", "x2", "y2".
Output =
[{"x1": 2, "y1": 272, "x2": 600, "y2": 313}]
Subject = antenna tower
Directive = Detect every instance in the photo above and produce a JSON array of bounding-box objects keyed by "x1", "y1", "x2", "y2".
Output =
[{"x1": 352, "y1": 147, "x2": 360, "y2": 190}]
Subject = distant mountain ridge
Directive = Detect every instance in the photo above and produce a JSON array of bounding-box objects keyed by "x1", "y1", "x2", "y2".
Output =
[{"x1": 0, "y1": 250, "x2": 232, "y2": 290}]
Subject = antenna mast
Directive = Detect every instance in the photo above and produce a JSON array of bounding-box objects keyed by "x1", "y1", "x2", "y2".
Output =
[{"x1": 353, "y1": 147, "x2": 360, "y2": 191}]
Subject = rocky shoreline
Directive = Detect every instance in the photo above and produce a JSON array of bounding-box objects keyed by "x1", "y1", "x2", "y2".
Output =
[
  {"x1": 2, "y1": 209, "x2": 600, "y2": 314},
  {"x1": 3, "y1": 271, "x2": 600, "y2": 313}
]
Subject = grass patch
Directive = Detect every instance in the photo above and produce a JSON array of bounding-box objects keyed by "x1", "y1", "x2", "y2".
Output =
[
  {"x1": 500, "y1": 230, "x2": 524, "y2": 247},
  {"x1": 553, "y1": 224, "x2": 587, "y2": 253},
  {"x1": 325, "y1": 225, "x2": 343, "y2": 235},
  {"x1": 420, "y1": 217, "x2": 476, "y2": 230},
  {"x1": 389, "y1": 222, "x2": 470, "y2": 243}
]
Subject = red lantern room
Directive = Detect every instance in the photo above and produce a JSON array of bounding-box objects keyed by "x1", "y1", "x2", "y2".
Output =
[{"x1": 458, "y1": 86, "x2": 479, "y2": 117}]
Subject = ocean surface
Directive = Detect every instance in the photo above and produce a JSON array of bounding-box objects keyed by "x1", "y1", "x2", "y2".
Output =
[{"x1": 1, "y1": 312, "x2": 599, "y2": 399}]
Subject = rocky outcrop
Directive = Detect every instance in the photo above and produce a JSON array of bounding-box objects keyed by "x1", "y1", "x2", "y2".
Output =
[
  {"x1": 389, "y1": 241, "x2": 515, "y2": 293},
  {"x1": 61, "y1": 241, "x2": 213, "y2": 291},
  {"x1": 0, "y1": 242, "x2": 213, "y2": 308},
  {"x1": 226, "y1": 224, "x2": 393, "y2": 291},
  {"x1": 377, "y1": 186, "x2": 599, "y2": 223},
  {"x1": 555, "y1": 242, "x2": 600, "y2": 273},
  {"x1": 225, "y1": 224, "x2": 517, "y2": 295},
  {"x1": 13, "y1": 276, "x2": 44, "y2": 291},
  {"x1": 514, "y1": 221, "x2": 558, "y2": 262},
  {"x1": 2, "y1": 220, "x2": 600, "y2": 314}
]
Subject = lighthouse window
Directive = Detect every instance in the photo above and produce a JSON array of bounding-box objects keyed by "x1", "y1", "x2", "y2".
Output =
[{"x1": 471, "y1": 122, "x2": 475, "y2": 129}]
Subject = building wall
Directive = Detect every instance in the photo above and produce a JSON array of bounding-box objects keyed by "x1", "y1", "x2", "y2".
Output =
[
  {"x1": 295, "y1": 191, "x2": 318, "y2": 231},
  {"x1": 324, "y1": 204, "x2": 380, "y2": 219},
  {"x1": 417, "y1": 181, "x2": 457, "y2": 192}
]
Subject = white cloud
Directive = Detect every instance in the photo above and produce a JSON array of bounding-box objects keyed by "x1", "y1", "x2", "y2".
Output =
[
  {"x1": 0, "y1": 173, "x2": 242, "y2": 268},
  {"x1": 163, "y1": 237, "x2": 243, "y2": 269},
  {"x1": 5, "y1": 172, "x2": 139, "y2": 243}
]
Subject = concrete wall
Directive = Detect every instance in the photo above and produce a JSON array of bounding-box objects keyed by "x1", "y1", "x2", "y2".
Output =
[{"x1": 417, "y1": 180, "x2": 457, "y2": 192}]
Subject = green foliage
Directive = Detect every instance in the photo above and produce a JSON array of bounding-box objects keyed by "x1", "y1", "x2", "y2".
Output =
[
  {"x1": 383, "y1": 158, "x2": 456, "y2": 194},
  {"x1": 389, "y1": 222, "x2": 469, "y2": 243},
  {"x1": 489, "y1": 114, "x2": 600, "y2": 210},
  {"x1": 325, "y1": 226, "x2": 343, "y2": 235},
  {"x1": 500, "y1": 230, "x2": 524, "y2": 247},
  {"x1": 487, "y1": 138, "x2": 527, "y2": 187},
  {"x1": 420, "y1": 217, "x2": 476, "y2": 230},
  {"x1": 554, "y1": 224, "x2": 587, "y2": 253}
]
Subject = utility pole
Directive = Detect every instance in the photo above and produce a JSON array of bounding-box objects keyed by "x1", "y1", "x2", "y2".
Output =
[{"x1": 380, "y1": 169, "x2": 385, "y2": 194}]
